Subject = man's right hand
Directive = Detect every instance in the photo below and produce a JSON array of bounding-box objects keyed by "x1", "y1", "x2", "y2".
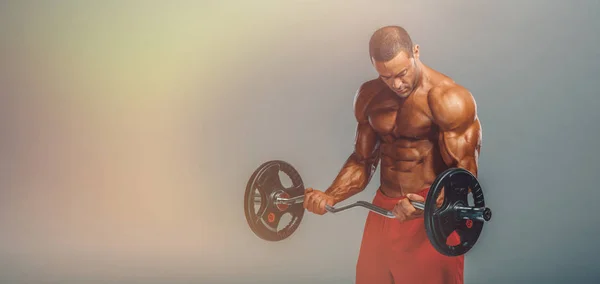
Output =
[{"x1": 303, "y1": 188, "x2": 336, "y2": 215}]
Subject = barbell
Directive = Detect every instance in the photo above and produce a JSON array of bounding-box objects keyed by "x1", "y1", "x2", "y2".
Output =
[{"x1": 243, "y1": 160, "x2": 492, "y2": 257}]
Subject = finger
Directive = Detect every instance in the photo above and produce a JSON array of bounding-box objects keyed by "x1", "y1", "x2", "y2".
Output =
[
  {"x1": 393, "y1": 205, "x2": 406, "y2": 222},
  {"x1": 303, "y1": 191, "x2": 312, "y2": 209},
  {"x1": 394, "y1": 200, "x2": 410, "y2": 219},
  {"x1": 316, "y1": 195, "x2": 327, "y2": 215},
  {"x1": 307, "y1": 193, "x2": 316, "y2": 212},
  {"x1": 435, "y1": 191, "x2": 445, "y2": 207},
  {"x1": 402, "y1": 199, "x2": 423, "y2": 219},
  {"x1": 400, "y1": 199, "x2": 415, "y2": 216},
  {"x1": 437, "y1": 188, "x2": 445, "y2": 199},
  {"x1": 436, "y1": 190, "x2": 444, "y2": 200},
  {"x1": 406, "y1": 193, "x2": 425, "y2": 202},
  {"x1": 310, "y1": 195, "x2": 320, "y2": 214},
  {"x1": 318, "y1": 198, "x2": 328, "y2": 215},
  {"x1": 412, "y1": 206, "x2": 424, "y2": 216},
  {"x1": 407, "y1": 194, "x2": 426, "y2": 216},
  {"x1": 306, "y1": 191, "x2": 318, "y2": 212},
  {"x1": 311, "y1": 194, "x2": 322, "y2": 213},
  {"x1": 302, "y1": 192, "x2": 308, "y2": 209}
]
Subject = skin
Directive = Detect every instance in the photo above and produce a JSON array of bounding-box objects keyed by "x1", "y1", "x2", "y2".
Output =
[{"x1": 303, "y1": 44, "x2": 482, "y2": 222}]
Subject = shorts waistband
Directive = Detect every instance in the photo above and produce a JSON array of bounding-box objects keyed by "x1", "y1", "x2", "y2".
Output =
[{"x1": 372, "y1": 187, "x2": 430, "y2": 211}]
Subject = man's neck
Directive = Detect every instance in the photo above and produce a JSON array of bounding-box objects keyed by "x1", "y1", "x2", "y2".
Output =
[{"x1": 414, "y1": 61, "x2": 433, "y2": 92}]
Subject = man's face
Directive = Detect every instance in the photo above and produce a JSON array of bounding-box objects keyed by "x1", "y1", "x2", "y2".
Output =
[{"x1": 372, "y1": 49, "x2": 419, "y2": 98}]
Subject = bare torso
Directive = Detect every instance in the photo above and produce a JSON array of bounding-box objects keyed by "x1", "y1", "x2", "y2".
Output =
[
  {"x1": 364, "y1": 73, "x2": 474, "y2": 197},
  {"x1": 318, "y1": 64, "x2": 481, "y2": 206}
]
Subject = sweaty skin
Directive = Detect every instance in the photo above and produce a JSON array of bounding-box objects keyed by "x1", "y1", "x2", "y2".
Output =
[{"x1": 304, "y1": 45, "x2": 482, "y2": 221}]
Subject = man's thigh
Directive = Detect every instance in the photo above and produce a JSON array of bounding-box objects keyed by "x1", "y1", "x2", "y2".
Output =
[
  {"x1": 355, "y1": 212, "x2": 394, "y2": 284},
  {"x1": 387, "y1": 229, "x2": 464, "y2": 284}
]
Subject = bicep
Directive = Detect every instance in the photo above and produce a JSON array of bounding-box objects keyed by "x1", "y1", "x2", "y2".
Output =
[{"x1": 430, "y1": 87, "x2": 481, "y2": 174}]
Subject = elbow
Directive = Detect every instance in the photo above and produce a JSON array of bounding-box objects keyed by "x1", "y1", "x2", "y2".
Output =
[{"x1": 457, "y1": 158, "x2": 478, "y2": 177}]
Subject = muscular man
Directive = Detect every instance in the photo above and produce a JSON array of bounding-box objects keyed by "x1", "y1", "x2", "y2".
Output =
[{"x1": 303, "y1": 26, "x2": 482, "y2": 284}]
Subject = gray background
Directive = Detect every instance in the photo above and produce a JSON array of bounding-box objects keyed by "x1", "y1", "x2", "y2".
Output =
[{"x1": 1, "y1": 0, "x2": 599, "y2": 283}]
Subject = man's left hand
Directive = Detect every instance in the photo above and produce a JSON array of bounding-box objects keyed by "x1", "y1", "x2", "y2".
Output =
[
  {"x1": 392, "y1": 191, "x2": 445, "y2": 222},
  {"x1": 392, "y1": 194, "x2": 425, "y2": 222}
]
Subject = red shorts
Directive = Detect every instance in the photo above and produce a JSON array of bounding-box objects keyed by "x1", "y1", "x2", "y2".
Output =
[{"x1": 356, "y1": 187, "x2": 464, "y2": 284}]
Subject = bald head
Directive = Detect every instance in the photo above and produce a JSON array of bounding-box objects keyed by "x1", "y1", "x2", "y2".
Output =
[{"x1": 369, "y1": 26, "x2": 414, "y2": 62}]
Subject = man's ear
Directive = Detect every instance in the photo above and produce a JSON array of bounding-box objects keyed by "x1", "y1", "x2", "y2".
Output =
[{"x1": 413, "y1": 44, "x2": 420, "y2": 59}]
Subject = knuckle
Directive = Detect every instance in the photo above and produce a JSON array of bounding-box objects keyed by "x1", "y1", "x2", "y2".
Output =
[{"x1": 401, "y1": 203, "x2": 411, "y2": 211}]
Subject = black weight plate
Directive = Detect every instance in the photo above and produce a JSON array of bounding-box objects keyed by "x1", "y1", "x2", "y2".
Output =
[
  {"x1": 424, "y1": 167, "x2": 486, "y2": 256},
  {"x1": 244, "y1": 160, "x2": 305, "y2": 241}
]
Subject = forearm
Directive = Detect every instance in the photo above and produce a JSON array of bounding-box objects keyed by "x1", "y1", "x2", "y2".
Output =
[
  {"x1": 440, "y1": 132, "x2": 480, "y2": 177},
  {"x1": 455, "y1": 156, "x2": 478, "y2": 177},
  {"x1": 325, "y1": 152, "x2": 378, "y2": 203}
]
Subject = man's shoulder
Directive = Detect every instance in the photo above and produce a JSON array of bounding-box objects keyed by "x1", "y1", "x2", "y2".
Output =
[
  {"x1": 427, "y1": 81, "x2": 473, "y2": 103},
  {"x1": 427, "y1": 82, "x2": 477, "y2": 130},
  {"x1": 353, "y1": 78, "x2": 387, "y2": 122}
]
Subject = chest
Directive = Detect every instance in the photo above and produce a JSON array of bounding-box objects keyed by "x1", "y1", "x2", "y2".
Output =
[{"x1": 366, "y1": 94, "x2": 434, "y2": 140}]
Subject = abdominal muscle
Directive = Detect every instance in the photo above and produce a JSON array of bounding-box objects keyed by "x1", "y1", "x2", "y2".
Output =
[{"x1": 378, "y1": 139, "x2": 444, "y2": 198}]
